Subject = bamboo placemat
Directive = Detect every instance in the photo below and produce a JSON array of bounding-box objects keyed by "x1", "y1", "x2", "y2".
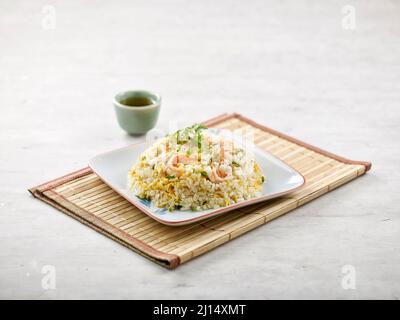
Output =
[{"x1": 29, "y1": 113, "x2": 371, "y2": 269}]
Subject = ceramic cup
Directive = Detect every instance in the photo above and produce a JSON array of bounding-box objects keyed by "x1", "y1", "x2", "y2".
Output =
[{"x1": 113, "y1": 90, "x2": 161, "y2": 135}]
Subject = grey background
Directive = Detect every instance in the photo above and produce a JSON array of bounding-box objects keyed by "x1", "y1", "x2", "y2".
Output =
[{"x1": 1, "y1": 0, "x2": 399, "y2": 299}]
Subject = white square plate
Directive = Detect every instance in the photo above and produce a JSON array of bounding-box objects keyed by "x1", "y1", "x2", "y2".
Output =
[{"x1": 89, "y1": 135, "x2": 305, "y2": 226}]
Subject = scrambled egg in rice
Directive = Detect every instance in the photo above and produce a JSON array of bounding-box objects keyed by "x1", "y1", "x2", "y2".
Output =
[{"x1": 128, "y1": 124, "x2": 265, "y2": 211}]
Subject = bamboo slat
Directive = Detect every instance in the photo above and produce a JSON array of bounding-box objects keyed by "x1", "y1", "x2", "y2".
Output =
[{"x1": 29, "y1": 113, "x2": 370, "y2": 269}]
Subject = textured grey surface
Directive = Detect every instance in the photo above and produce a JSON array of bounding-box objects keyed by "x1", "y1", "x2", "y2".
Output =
[{"x1": 1, "y1": 0, "x2": 399, "y2": 299}]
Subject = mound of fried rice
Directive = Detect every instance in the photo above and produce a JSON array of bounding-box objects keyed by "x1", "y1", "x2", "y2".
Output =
[{"x1": 128, "y1": 124, "x2": 265, "y2": 211}]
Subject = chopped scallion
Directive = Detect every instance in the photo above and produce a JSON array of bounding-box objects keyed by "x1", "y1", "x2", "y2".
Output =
[{"x1": 232, "y1": 160, "x2": 240, "y2": 167}]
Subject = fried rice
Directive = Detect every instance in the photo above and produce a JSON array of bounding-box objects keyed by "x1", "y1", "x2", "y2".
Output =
[{"x1": 127, "y1": 124, "x2": 265, "y2": 211}]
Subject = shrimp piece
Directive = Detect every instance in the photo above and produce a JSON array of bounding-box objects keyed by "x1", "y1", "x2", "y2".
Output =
[
  {"x1": 166, "y1": 162, "x2": 184, "y2": 177},
  {"x1": 166, "y1": 153, "x2": 196, "y2": 177},
  {"x1": 209, "y1": 167, "x2": 229, "y2": 183},
  {"x1": 169, "y1": 154, "x2": 192, "y2": 165}
]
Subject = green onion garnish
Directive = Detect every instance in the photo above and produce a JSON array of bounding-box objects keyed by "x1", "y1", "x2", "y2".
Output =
[
  {"x1": 232, "y1": 160, "x2": 240, "y2": 167},
  {"x1": 193, "y1": 124, "x2": 208, "y2": 132}
]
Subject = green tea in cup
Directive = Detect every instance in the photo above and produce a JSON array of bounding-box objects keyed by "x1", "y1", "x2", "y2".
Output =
[
  {"x1": 113, "y1": 90, "x2": 161, "y2": 135},
  {"x1": 120, "y1": 96, "x2": 154, "y2": 107}
]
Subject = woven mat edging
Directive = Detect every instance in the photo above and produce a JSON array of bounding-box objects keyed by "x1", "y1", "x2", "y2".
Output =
[
  {"x1": 29, "y1": 169, "x2": 180, "y2": 269},
  {"x1": 218, "y1": 113, "x2": 372, "y2": 171}
]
